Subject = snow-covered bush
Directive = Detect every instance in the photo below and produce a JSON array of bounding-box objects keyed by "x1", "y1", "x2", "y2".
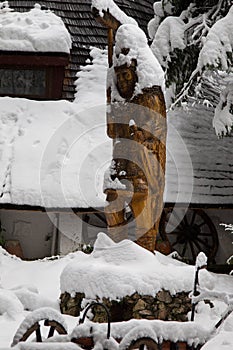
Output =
[{"x1": 149, "y1": 0, "x2": 233, "y2": 135}]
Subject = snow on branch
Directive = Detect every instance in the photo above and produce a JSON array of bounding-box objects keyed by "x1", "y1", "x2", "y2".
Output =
[
  {"x1": 198, "y1": 6, "x2": 233, "y2": 71},
  {"x1": 151, "y1": 16, "x2": 185, "y2": 69},
  {"x1": 147, "y1": 1, "x2": 164, "y2": 40},
  {"x1": 213, "y1": 77, "x2": 233, "y2": 136}
]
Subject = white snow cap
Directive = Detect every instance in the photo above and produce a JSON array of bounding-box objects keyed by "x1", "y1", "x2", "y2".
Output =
[
  {"x1": 195, "y1": 252, "x2": 208, "y2": 269},
  {"x1": 60, "y1": 232, "x2": 198, "y2": 300},
  {"x1": 112, "y1": 24, "x2": 165, "y2": 99},
  {"x1": 60, "y1": 232, "x2": 232, "y2": 302},
  {"x1": 0, "y1": 4, "x2": 72, "y2": 53},
  {"x1": 12, "y1": 307, "x2": 68, "y2": 346},
  {"x1": 91, "y1": 0, "x2": 138, "y2": 26}
]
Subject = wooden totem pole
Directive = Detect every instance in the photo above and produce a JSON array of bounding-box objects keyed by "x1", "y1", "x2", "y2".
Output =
[{"x1": 92, "y1": 5, "x2": 167, "y2": 252}]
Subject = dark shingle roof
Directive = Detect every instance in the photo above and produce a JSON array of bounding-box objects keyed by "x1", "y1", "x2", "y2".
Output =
[
  {"x1": 165, "y1": 105, "x2": 233, "y2": 205},
  {"x1": 8, "y1": 0, "x2": 155, "y2": 100}
]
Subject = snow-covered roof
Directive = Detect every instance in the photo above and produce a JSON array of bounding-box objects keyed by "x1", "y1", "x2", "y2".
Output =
[
  {"x1": 0, "y1": 3, "x2": 71, "y2": 53},
  {"x1": 0, "y1": 47, "x2": 109, "y2": 209},
  {"x1": 165, "y1": 104, "x2": 233, "y2": 205},
  {"x1": 0, "y1": 97, "x2": 111, "y2": 208}
]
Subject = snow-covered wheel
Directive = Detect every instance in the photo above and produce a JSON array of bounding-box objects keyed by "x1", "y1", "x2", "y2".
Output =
[
  {"x1": 11, "y1": 307, "x2": 68, "y2": 346},
  {"x1": 159, "y1": 208, "x2": 219, "y2": 264},
  {"x1": 124, "y1": 337, "x2": 159, "y2": 350}
]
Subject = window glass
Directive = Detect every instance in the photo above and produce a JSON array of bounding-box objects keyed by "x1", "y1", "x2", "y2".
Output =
[{"x1": 0, "y1": 68, "x2": 46, "y2": 97}]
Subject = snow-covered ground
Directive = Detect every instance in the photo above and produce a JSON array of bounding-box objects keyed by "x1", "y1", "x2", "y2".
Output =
[{"x1": 0, "y1": 233, "x2": 232, "y2": 349}]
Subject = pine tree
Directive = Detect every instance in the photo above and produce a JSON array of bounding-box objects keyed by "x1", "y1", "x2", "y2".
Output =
[{"x1": 149, "y1": 0, "x2": 233, "y2": 136}]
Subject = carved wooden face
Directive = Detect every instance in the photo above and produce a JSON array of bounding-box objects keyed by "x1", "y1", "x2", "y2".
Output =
[{"x1": 115, "y1": 65, "x2": 137, "y2": 100}]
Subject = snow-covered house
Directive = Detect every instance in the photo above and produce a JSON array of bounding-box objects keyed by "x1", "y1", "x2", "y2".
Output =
[
  {"x1": 0, "y1": 0, "x2": 232, "y2": 268},
  {"x1": 0, "y1": 0, "x2": 155, "y2": 259}
]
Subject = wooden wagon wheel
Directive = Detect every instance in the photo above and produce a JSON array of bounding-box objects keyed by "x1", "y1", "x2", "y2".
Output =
[
  {"x1": 12, "y1": 308, "x2": 68, "y2": 346},
  {"x1": 159, "y1": 208, "x2": 219, "y2": 264},
  {"x1": 126, "y1": 337, "x2": 160, "y2": 350}
]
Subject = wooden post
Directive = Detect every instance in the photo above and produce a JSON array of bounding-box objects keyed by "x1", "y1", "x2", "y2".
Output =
[{"x1": 108, "y1": 28, "x2": 113, "y2": 68}]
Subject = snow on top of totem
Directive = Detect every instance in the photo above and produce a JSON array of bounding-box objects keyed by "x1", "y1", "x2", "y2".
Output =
[
  {"x1": 91, "y1": 0, "x2": 138, "y2": 26},
  {"x1": 0, "y1": 2, "x2": 72, "y2": 53},
  {"x1": 110, "y1": 24, "x2": 165, "y2": 100},
  {"x1": 0, "y1": 48, "x2": 110, "y2": 208},
  {"x1": 60, "y1": 232, "x2": 233, "y2": 300}
]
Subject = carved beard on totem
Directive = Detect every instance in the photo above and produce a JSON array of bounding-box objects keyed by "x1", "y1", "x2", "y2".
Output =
[{"x1": 114, "y1": 60, "x2": 138, "y2": 100}]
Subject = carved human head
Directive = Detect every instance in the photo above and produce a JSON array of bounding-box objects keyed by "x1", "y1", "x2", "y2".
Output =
[{"x1": 114, "y1": 59, "x2": 137, "y2": 100}]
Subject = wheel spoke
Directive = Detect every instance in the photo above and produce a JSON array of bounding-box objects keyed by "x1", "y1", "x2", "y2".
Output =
[
  {"x1": 181, "y1": 241, "x2": 188, "y2": 257},
  {"x1": 197, "y1": 221, "x2": 206, "y2": 228},
  {"x1": 48, "y1": 326, "x2": 55, "y2": 338},
  {"x1": 172, "y1": 211, "x2": 185, "y2": 229},
  {"x1": 198, "y1": 232, "x2": 213, "y2": 237},
  {"x1": 36, "y1": 326, "x2": 42, "y2": 342},
  {"x1": 192, "y1": 239, "x2": 203, "y2": 252},
  {"x1": 94, "y1": 212, "x2": 107, "y2": 224},
  {"x1": 196, "y1": 237, "x2": 213, "y2": 249},
  {"x1": 160, "y1": 208, "x2": 218, "y2": 265},
  {"x1": 166, "y1": 230, "x2": 182, "y2": 235},
  {"x1": 189, "y1": 241, "x2": 196, "y2": 262},
  {"x1": 171, "y1": 236, "x2": 184, "y2": 247},
  {"x1": 183, "y1": 214, "x2": 188, "y2": 226},
  {"x1": 190, "y1": 210, "x2": 196, "y2": 226}
]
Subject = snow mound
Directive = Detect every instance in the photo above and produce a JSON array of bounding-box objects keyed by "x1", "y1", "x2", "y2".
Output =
[
  {"x1": 60, "y1": 233, "x2": 233, "y2": 300},
  {"x1": 0, "y1": 4, "x2": 72, "y2": 53},
  {"x1": 60, "y1": 232, "x2": 194, "y2": 299},
  {"x1": 14, "y1": 287, "x2": 58, "y2": 311},
  {"x1": 0, "y1": 289, "x2": 23, "y2": 319}
]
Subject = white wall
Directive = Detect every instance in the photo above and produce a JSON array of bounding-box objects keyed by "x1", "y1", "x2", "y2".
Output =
[
  {"x1": 58, "y1": 212, "x2": 83, "y2": 255},
  {"x1": 0, "y1": 209, "x2": 54, "y2": 259}
]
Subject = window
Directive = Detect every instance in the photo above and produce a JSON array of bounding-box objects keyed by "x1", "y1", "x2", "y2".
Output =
[
  {"x1": 0, "y1": 53, "x2": 69, "y2": 100},
  {"x1": 0, "y1": 68, "x2": 46, "y2": 97}
]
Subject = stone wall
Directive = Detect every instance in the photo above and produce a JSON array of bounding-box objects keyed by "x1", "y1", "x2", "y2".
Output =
[{"x1": 60, "y1": 290, "x2": 191, "y2": 322}]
